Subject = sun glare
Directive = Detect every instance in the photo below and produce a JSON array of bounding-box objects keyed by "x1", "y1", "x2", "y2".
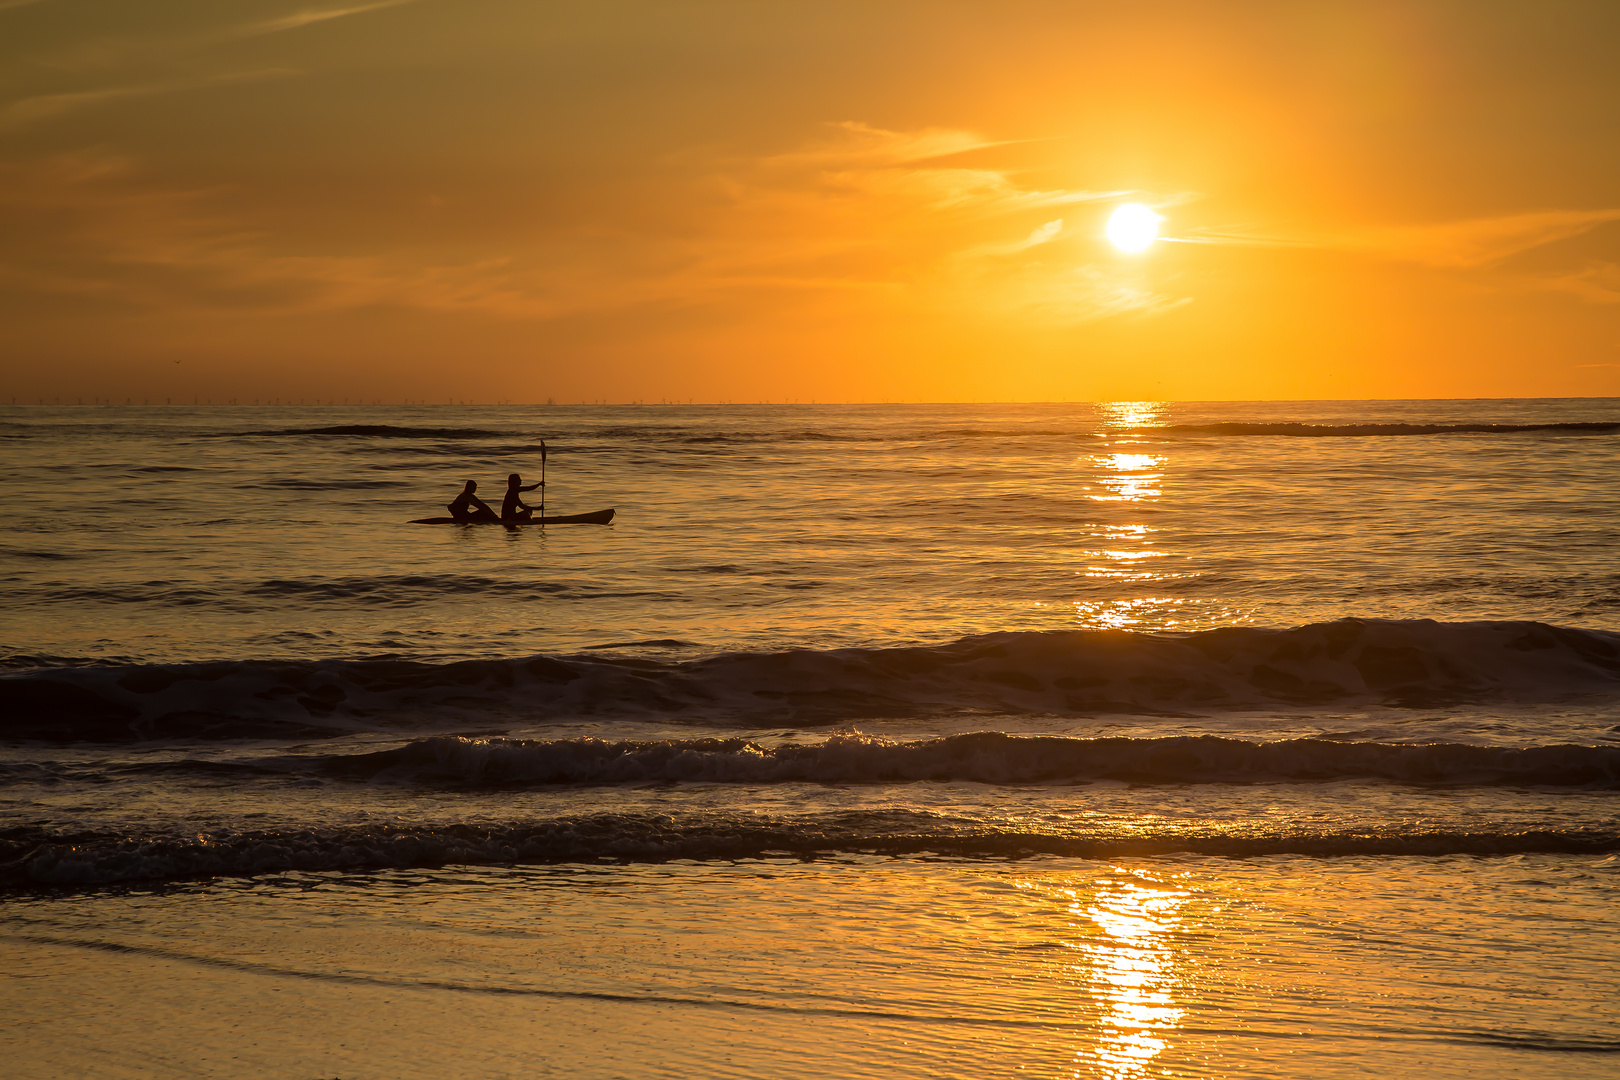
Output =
[{"x1": 1106, "y1": 204, "x2": 1162, "y2": 253}]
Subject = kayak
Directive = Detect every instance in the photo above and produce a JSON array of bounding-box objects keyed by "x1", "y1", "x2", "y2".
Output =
[{"x1": 409, "y1": 508, "x2": 616, "y2": 525}]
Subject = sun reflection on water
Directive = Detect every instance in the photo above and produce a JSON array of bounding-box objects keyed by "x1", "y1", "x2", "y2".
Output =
[
  {"x1": 1086, "y1": 453, "x2": 1165, "y2": 503},
  {"x1": 1075, "y1": 871, "x2": 1188, "y2": 1078},
  {"x1": 1085, "y1": 401, "x2": 1168, "y2": 504},
  {"x1": 1070, "y1": 403, "x2": 1177, "y2": 628},
  {"x1": 1095, "y1": 401, "x2": 1169, "y2": 431}
]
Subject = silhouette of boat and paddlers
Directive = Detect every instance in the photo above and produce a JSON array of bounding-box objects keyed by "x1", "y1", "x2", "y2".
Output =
[{"x1": 408, "y1": 441, "x2": 615, "y2": 526}]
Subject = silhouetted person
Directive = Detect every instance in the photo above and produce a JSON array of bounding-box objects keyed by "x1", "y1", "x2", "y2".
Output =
[
  {"x1": 501, "y1": 473, "x2": 544, "y2": 524},
  {"x1": 447, "y1": 480, "x2": 501, "y2": 524}
]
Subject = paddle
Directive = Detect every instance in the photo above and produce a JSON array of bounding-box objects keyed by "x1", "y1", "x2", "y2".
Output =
[{"x1": 540, "y1": 440, "x2": 547, "y2": 524}]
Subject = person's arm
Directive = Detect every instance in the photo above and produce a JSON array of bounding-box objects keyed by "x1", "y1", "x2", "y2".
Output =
[{"x1": 519, "y1": 482, "x2": 543, "y2": 492}]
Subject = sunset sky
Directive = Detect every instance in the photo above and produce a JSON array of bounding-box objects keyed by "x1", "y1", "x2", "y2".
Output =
[{"x1": 3, "y1": 0, "x2": 1618, "y2": 403}]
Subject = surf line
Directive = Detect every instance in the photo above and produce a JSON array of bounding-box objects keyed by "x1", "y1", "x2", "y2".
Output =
[{"x1": 3, "y1": 931, "x2": 1077, "y2": 1029}]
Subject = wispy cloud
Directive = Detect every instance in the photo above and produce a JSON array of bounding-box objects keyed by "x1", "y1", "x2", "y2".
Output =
[
  {"x1": 39, "y1": 0, "x2": 420, "y2": 72},
  {"x1": 963, "y1": 218, "x2": 1065, "y2": 257},
  {"x1": 1528, "y1": 262, "x2": 1620, "y2": 305},
  {"x1": 0, "y1": 125, "x2": 1179, "y2": 328},
  {"x1": 244, "y1": 1, "x2": 418, "y2": 37},
  {"x1": 0, "y1": 151, "x2": 715, "y2": 320},
  {"x1": 674, "y1": 123, "x2": 1174, "y2": 324},
  {"x1": 758, "y1": 122, "x2": 1123, "y2": 215},
  {"x1": 1159, "y1": 229, "x2": 1308, "y2": 249},
  {"x1": 769, "y1": 121, "x2": 1010, "y2": 167},
  {"x1": 1346, "y1": 210, "x2": 1620, "y2": 269},
  {"x1": 953, "y1": 259, "x2": 1190, "y2": 325},
  {"x1": 0, "y1": 69, "x2": 296, "y2": 130},
  {"x1": 1172, "y1": 209, "x2": 1620, "y2": 270}
]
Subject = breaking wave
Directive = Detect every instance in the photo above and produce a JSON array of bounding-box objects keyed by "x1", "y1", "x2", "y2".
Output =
[
  {"x1": 327, "y1": 731, "x2": 1620, "y2": 788},
  {"x1": 2, "y1": 619, "x2": 1617, "y2": 743},
  {"x1": 203, "y1": 420, "x2": 1620, "y2": 448},
  {"x1": 248, "y1": 425, "x2": 508, "y2": 439},
  {"x1": 5, "y1": 803, "x2": 1617, "y2": 888}
]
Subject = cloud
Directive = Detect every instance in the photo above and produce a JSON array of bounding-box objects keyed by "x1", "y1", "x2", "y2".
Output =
[
  {"x1": 244, "y1": 1, "x2": 420, "y2": 38},
  {"x1": 768, "y1": 121, "x2": 1008, "y2": 167},
  {"x1": 0, "y1": 124, "x2": 1178, "y2": 328},
  {"x1": 1008, "y1": 218, "x2": 1065, "y2": 252},
  {"x1": 0, "y1": 151, "x2": 721, "y2": 320},
  {"x1": 0, "y1": 69, "x2": 295, "y2": 129},
  {"x1": 758, "y1": 122, "x2": 1123, "y2": 215},
  {"x1": 1, "y1": 2, "x2": 418, "y2": 132},
  {"x1": 673, "y1": 124, "x2": 1177, "y2": 323},
  {"x1": 35, "y1": 0, "x2": 420, "y2": 73},
  {"x1": 957, "y1": 218, "x2": 1064, "y2": 260},
  {"x1": 965, "y1": 261, "x2": 1190, "y2": 324},
  {"x1": 0, "y1": 68, "x2": 296, "y2": 129},
  {"x1": 1347, "y1": 210, "x2": 1620, "y2": 269},
  {"x1": 1159, "y1": 229, "x2": 1307, "y2": 249},
  {"x1": 1, "y1": 118, "x2": 1129, "y2": 325},
  {"x1": 1177, "y1": 209, "x2": 1620, "y2": 270},
  {"x1": 1526, "y1": 262, "x2": 1620, "y2": 305}
]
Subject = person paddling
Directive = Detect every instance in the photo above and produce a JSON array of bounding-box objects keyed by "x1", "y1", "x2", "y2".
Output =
[
  {"x1": 500, "y1": 472, "x2": 544, "y2": 524},
  {"x1": 446, "y1": 480, "x2": 501, "y2": 524}
]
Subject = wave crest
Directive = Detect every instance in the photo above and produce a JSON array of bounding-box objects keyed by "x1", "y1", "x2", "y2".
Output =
[
  {"x1": 1148, "y1": 421, "x2": 1620, "y2": 438},
  {"x1": 249, "y1": 425, "x2": 507, "y2": 439},
  {"x1": 334, "y1": 731, "x2": 1620, "y2": 788},
  {"x1": 7, "y1": 803, "x2": 1617, "y2": 888},
  {"x1": 4, "y1": 619, "x2": 1618, "y2": 742}
]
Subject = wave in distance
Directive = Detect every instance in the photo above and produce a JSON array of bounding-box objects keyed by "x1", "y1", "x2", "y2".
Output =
[
  {"x1": 1147, "y1": 421, "x2": 1620, "y2": 437},
  {"x1": 247, "y1": 424, "x2": 508, "y2": 439},
  {"x1": 321, "y1": 731, "x2": 1620, "y2": 789},
  {"x1": 7, "y1": 800, "x2": 1617, "y2": 888},
  {"x1": 4, "y1": 619, "x2": 1618, "y2": 742},
  {"x1": 188, "y1": 420, "x2": 1620, "y2": 444}
]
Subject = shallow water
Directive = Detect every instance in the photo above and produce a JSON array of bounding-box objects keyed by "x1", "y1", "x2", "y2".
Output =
[
  {"x1": 1, "y1": 400, "x2": 1618, "y2": 1077},
  {"x1": 5, "y1": 856, "x2": 1618, "y2": 1079}
]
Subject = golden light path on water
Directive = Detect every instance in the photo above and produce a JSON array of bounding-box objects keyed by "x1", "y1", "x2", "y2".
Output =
[
  {"x1": 1082, "y1": 876, "x2": 1189, "y2": 1077},
  {"x1": 1014, "y1": 867, "x2": 1190, "y2": 1078},
  {"x1": 1070, "y1": 401, "x2": 1198, "y2": 632},
  {"x1": 1089, "y1": 453, "x2": 1166, "y2": 503}
]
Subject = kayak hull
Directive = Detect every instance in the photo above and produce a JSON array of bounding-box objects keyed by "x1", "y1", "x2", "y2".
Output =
[{"x1": 409, "y1": 508, "x2": 616, "y2": 526}]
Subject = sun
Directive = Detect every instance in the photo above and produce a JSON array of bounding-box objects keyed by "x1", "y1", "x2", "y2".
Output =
[{"x1": 1106, "y1": 203, "x2": 1162, "y2": 253}]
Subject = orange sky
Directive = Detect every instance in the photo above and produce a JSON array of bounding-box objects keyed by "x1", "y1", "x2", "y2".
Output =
[{"x1": 2, "y1": 0, "x2": 1618, "y2": 403}]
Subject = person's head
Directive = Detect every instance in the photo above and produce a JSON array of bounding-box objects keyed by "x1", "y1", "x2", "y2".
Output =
[
  {"x1": 507, "y1": 473, "x2": 522, "y2": 487},
  {"x1": 463, "y1": 480, "x2": 477, "y2": 493}
]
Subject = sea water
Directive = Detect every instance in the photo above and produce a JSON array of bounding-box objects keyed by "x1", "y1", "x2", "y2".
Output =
[{"x1": 2, "y1": 400, "x2": 1618, "y2": 1078}]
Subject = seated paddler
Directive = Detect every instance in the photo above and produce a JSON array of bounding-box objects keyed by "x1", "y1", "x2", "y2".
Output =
[
  {"x1": 500, "y1": 472, "x2": 544, "y2": 524},
  {"x1": 446, "y1": 480, "x2": 501, "y2": 524}
]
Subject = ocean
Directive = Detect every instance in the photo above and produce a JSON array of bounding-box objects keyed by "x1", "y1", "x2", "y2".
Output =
[{"x1": 2, "y1": 399, "x2": 1618, "y2": 1078}]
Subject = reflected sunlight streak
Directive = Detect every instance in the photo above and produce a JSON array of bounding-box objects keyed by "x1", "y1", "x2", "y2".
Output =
[
  {"x1": 1088, "y1": 452, "x2": 1164, "y2": 502},
  {"x1": 1094, "y1": 401, "x2": 1168, "y2": 430},
  {"x1": 1071, "y1": 403, "x2": 1179, "y2": 634},
  {"x1": 1077, "y1": 872, "x2": 1188, "y2": 1078}
]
